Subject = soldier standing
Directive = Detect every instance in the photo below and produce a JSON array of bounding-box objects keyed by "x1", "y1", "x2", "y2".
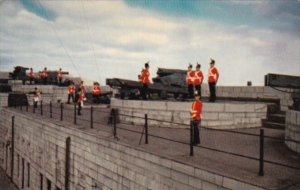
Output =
[
  {"x1": 28, "y1": 68, "x2": 34, "y2": 85},
  {"x1": 194, "y1": 63, "x2": 204, "y2": 97},
  {"x1": 141, "y1": 63, "x2": 150, "y2": 100},
  {"x1": 33, "y1": 87, "x2": 41, "y2": 108},
  {"x1": 208, "y1": 59, "x2": 219, "y2": 102},
  {"x1": 92, "y1": 82, "x2": 101, "y2": 103},
  {"x1": 190, "y1": 91, "x2": 203, "y2": 145},
  {"x1": 42, "y1": 67, "x2": 48, "y2": 85},
  {"x1": 77, "y1": 88, "x2": 85, "y2": 116},
  {"x1": 67, "y1": 82, "x2": 75, "y2": 104},
  {"x1": 186, "y1": 64, "x2": 195, "y2": 98},
  {"x1": 57, "y1": 68, "x2": 63, "y2": 86}
]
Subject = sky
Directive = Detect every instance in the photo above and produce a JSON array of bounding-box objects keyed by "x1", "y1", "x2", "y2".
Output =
[{"x1": 0, "y1": 0, "x2": 299, "y2": 86}]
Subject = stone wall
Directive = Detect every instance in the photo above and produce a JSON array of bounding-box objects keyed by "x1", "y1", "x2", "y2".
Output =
[
  {"x1": 285, "y1": 109, "x2": 300, "y2": 153},
  {"x1": 0, "y1": 93, "x2": 8, "y2": 107},
  {"x1": 111, "y1": 99, "x2": 268, "y2": 129},
  {"x1": 0, "y1": 108, "x2": 265, "y2": 190}
]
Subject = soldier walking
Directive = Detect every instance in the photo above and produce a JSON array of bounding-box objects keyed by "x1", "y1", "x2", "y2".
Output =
[
  {"x1": 208, "y1": 59, "x2": 219, "y2": 102},
  {"x1": 77, "y1": 89, "x2": 85, "y2": 115},
  {"x1": 92, "y1": 82, "x2": 101, "y2": 103}
]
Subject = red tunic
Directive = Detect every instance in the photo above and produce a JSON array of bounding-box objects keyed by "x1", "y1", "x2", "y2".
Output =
[
  {"x1": 68, "y1": 85, "x2": 75, "y2": 94},
  {"x1": 58, "y1": 71, "x2": 63, "y2": 78},
  {"x1": 92, "y1": 86, "x2": 101, "y2": 95},
  {"x1": 77, "y1": 93, "x2": 85, "y2": 103},
  {"x1": 28, "y1": 70, "x2": 34, "y2": 78},
  {"x1": 191, "y1": 100, "x2": 203, "y2": 121},
  {"x1": 194, "y1": 70, "x2": 204, "y2": 85},
  {"x1": 142, "y1": 69, "x2": 150, "y2": 84},
  {"x1": 186, "y1": 71, "x2": 195, "y2": 85},
  {"x1": 208, "y1": 66, "x2": 219, "y2": 83},
  {"x1": 42, "y1": 70, "x2": 48, "y2": 78}
]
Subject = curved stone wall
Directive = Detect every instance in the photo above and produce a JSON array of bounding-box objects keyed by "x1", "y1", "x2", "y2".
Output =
[{"x1": 285, "y1": 109, "x2": 300, "y2": 153}]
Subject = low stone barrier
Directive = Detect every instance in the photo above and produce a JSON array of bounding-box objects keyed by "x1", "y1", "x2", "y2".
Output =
[
  {"x1": 111, "y1": 99, "x2": 268, "y2": 129},
  {"x1": 285, "y1": 109, "x2": 300, "y2": 153}
]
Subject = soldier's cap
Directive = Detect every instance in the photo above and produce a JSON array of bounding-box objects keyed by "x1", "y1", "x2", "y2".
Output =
[
  {"x1": 196, "y1": 63, "x2": 201, "y2": 68},
  {"x1": 188, "y1": 64, "x2": 192, "y2": 68},
  {"x1": 194, "y1": 91, "x2": 200, "y2": 97},
  {"x1": 210, "y1": 58, "x2": 215, "y2": 64},
  {"x1": 145, "y1": 63, "x2": 149, "y2": 68}
]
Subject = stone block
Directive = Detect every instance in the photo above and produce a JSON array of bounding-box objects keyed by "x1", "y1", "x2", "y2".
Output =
[
  {"x1": 171, "y1": 161, "x2": 194, "y2": 175},
  {"x1": 171, "y1": 170, "x2": 189, "y2": 185},
  {"x1": 195, "y1": 169, "x2": 223, "y2": 186},
  {"x1": 202, "y1": 181, "x2": 218, "y2": 190},
  {"x1": 166, "y1": 102, "x2": 190, "y2": 111},
  {"x1": 188, "y1": 176, "x2": 202, "y2": 189},
  {"x1": 218, "y1": 113, "x2": 233, "y2": 121},
  {"x1": 203, "y1": 104, "x2": 225, "y2": 112},
  {"x1": 142, "y1": 101, "x2": 166, "y2": 110},
  {"x1": 223, "y1": 177, "x2": 264, "y2": 190},
  {"x1": 202, "y1": 113, "x2": 219, "y2": 120}
]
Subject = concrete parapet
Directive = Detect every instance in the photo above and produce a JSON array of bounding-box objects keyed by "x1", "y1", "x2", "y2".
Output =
[
  {"x1": 112, "y1": 99, "x2": 268, "y2": 129},
  {"x1": 285, "y1": 109, "x2": 300, "y2": 153}
]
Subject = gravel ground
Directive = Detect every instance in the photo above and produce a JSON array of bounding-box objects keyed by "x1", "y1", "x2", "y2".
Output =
[{"x1": 9, "y1": 104, "x2": 300, "y2": 190}]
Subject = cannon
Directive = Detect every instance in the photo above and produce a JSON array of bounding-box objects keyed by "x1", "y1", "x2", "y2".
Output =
[
  {"x1": 265, "y1": 73, "x2": 300, "y2": 110},
  {"x1": 8, "y1": 66, "x2": 70, "y2": 86},
  {"x1": 106, "y1": 67, "x2": 188, "y2": 100}
]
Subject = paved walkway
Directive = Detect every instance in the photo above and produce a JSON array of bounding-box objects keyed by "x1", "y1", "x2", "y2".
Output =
[
  {"x1": 0, "y1": 168, "x2": 18, "y2": 190},
  {"x1": 9, "y1": 104, "x2": 300, "y2": 190}
]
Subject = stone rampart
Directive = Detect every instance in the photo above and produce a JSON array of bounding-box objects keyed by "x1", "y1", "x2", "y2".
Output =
[
  {"x1": 111, "y1": 99, "x2": 268, "y2": 129},
  {"x1": 285, "y1": 109, "x2": 300, "y2": 153},
  {"x1": 0, "y1": 108, "x2": 266, "y2": 190}
]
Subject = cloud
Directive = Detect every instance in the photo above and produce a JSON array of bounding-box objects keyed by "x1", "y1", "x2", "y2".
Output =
[{"x1": 0, "y1": 0, "x2": 299, "y2": 86}]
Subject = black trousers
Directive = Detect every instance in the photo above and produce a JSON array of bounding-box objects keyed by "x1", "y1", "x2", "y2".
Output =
[
  {"x1": 93, "y1": 94, "x2": 100, "y2": 103},
  {"x1": 188, "y1": 84, "x2": 194, "y2": 98},
  {"x1": 77, "y1": 102, "x2": 82, "y2": 115},
  {"x1": 67, "y1": 94, "x2": 74, "y2": 103},
  {"x1": 43, "y1": 77, "x2": 48, "y2": 85},
  {"x1": 29, "y1": 78, "x2": 33, "y2": 85},
  {"x1": 209, "y1": 82, "x2": 216, "y2": 102},
  {"x1": 195, "y1": 85, "x2": 201, "y2": 97},
  {"x1": 58, "y1": 77, "x2": 62, "y2": 85},
  {"x1": 191, "y1": 120, "x2": 200, "y2": 144},
  {"x1": 142, "y1": 84, "x2": 149, "y2": 100}
]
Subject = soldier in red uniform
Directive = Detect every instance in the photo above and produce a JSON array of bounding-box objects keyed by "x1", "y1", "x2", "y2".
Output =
[
  {"x1": 77, "y1": 89, "x2": 85, "y2": 115},
  {"x1": 190, "y1": 91, "x2": 203, "y2": 145},
  {"x1": 141, "y1": 63, "x2": 150, "y2": 100},
  {"x1": 28, "y1": 68, "x2": 34, "y2": 85},
  {"x1": 42, "y1": 67, "x2": 48, "y2": 85},
  {"x1": 194, "y1": 63, "x2": 204, "y2": 97},
  {"x1": 186, "y1": 64, "x2": 195, "y2": 98},
  {"x1": 92, "y1": 82, "x2": 101, "y2": 103},
  {"x1": 208, "y1": 59, "x2": 219, "y2": 102},
  {"x1": 33, "y1": 87, "x2": 41, "y2": 108},
  {"x1": 57, "y1": 68, "x2": 63, "y2": 86},
  {"x1": 67, "y1": 82, "x2": 75, "y2": 104}
]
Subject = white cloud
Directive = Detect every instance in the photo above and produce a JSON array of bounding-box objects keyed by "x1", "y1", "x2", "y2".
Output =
[{"x1": 0, "y1": 0, "x2": 299, "y2": 86}]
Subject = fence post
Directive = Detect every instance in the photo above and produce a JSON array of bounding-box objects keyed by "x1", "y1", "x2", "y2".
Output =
[
  {"x1": 33, "y1": 100, "x2": 35, "y2": 114},
  {"x1": 74, "y1": 104, "x2": 77, "y2": 125},
  {"x1": 145, "y1": 114, "x2": 148, "y2": 144},
  {"x1": 60, "y1": 103, "x2": 63, "y2": 121},
  {"x1": 40, "y1": 100, "x2": 43, "y2": 116},
  {"x1": 11, "y1": 116, "x2": 15, "y2": 182},
  {"x1": 190, "y1": 121, "x2": 194, "y2": 156},
  {"x1": 113, "y1": 109, "x2": 117, "y2": 137},
  {"x1": 90, "y1": 106, "x2": 93, "y2": 129},
  {"x1": 50, "y1": 101, "x2": 52, "y2": 118},
  {"x1": 259, "y1": 129, "x2": 264, "y2": 176}
]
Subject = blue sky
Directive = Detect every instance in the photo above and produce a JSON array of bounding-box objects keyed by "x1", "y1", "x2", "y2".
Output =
[{"x1": 0, "y1": 0, "x2": 299, "y2": 85}]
